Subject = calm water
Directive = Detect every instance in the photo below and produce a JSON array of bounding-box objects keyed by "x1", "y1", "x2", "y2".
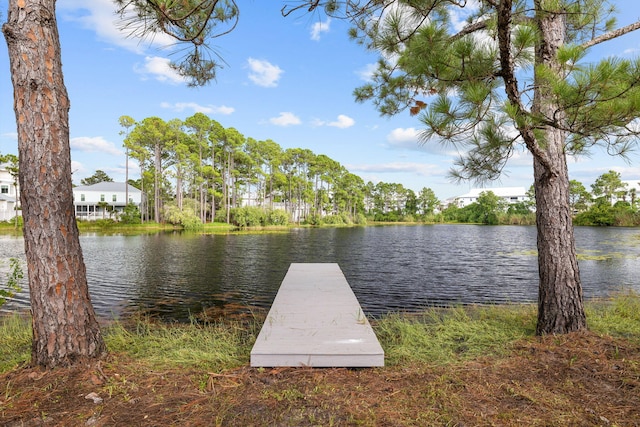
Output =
[{"x1": 1, "y1": 225, "x2": 639, "y2": 321}]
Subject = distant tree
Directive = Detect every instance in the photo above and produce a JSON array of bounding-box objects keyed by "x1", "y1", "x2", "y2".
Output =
[
  {"x1": 127, "y1": 117, "x2": 172, "y2": 223},
  {"x1": 80, "y1": 170, "x2": 114, "y2": 186},
  {"x1": 404, "y1": 189, "x2": 418, "y2": 217},
  {"x1": 118, "y1": 115, "x2": 136, "y2": 205},
  {"x1": 476, "y1": 191, "x2": 505, "y2": 225},
  {"x1": 417, "y1": 187, "x2": 439, "y2": 215},
  {"x1": 569, "y1": 180, "x2": 592, "y2": 213},
  {"x1": 591, "y1": 170, "x2": 627, "y2": 205},
  {"x1": 629, "y1": 188, "x2": 637, "y2": 209}
]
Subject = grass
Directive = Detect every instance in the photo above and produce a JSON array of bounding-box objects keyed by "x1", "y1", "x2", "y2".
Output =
[
  {"x1": 0, "y1": 312, "x2": 30, "y2": 372},
  {"x1": 2, "y1": 292, "x2": 639, "y2": 373},
  {"x1": 375, "y1": 303, "x2": 538, "y2": 365},
  {"x1": 103, "y1": 315, "x2": 260, "y2": 371},
  {"x1": 2, "y1": 294, "x2": 640, "y2": 426}
]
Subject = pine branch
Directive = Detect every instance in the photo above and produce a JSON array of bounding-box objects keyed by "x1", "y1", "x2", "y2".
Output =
[
  {"x1": 495, "y1": 0, "x2": 552, "y2": 171},
  {"x1": 581, "y1": 20, "x2": 640, "y2": 49}
]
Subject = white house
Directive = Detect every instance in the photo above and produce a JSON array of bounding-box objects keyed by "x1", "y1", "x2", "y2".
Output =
[
  {"x1": 0, "y1": 164, "x2": 20, "y2": 222},
  {"x1": 452, "y1": 187, "x2": 529, "y2": 208},
  {"x1": 73, "y1": 182, "x2": 142, "y2": 221}
]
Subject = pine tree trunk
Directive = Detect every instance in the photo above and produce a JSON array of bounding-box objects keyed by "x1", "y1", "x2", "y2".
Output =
[
  {"x1": 533, "y1": 1, "x2": 586, "y2": 335},
  {"x1": 533, "y1": 141, "x2": 586, "y2": 334},
  {"x1": 3, "y1": 0, "x2": 105, "y2": 367}
]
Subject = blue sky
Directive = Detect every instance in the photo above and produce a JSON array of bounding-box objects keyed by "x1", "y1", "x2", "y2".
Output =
[{"x1": 1, "y1": 1, "x2": 639, "y2": 200}]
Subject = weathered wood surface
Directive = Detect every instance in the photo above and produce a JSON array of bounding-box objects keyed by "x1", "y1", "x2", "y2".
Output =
[{"x1": 251, "y1": 263, "x2": 384, "y2": 367}]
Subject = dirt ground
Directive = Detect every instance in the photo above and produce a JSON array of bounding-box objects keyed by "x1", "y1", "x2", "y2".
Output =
[{"x1": 1, "y1": 331, "x2": 639, "y2": 426}]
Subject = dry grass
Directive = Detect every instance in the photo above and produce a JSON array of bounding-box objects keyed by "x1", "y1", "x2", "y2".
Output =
[
  {"x1": 2, "y1": 296, "x2": 640, "y2": 426},
  {"x1": 1, "y1": 331, "x2": 639, "y2": 426}
]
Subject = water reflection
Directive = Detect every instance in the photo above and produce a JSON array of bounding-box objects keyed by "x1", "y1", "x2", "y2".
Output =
[{"x1": 1, "y1": 225, "x2": 639, "y2": 321}]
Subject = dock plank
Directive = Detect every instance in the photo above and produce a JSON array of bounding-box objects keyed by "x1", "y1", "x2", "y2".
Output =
[{"x1": 250, "y1": 263, "x2": 385, "y2": 367}]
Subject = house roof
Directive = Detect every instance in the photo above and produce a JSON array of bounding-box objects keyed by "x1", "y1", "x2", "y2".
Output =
[
  {"x1": 73, "y1": 182, "x2": 141, "y2": 193},
  {"x1": 0, "y1": 194, "x2": 16, "y2": 202}
]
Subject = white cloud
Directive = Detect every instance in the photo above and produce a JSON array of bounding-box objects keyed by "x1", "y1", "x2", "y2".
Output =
[
  {"x1": 57, "y1": 0, "x2": 174, "y2": 53},
  {"x1": 247, "y1": 58, "x2": 283, "y2": 87},
  {"x1": 160, "y1": 102, "x2": 235, "y2": 115},
  {"x1": 328, "y1": 115, "x2": 355, "y2": 128},
  {"x1": 356, "y1": 63, "x2": 377, "y2": 82},
  {"x1": 70, "y1": 136, "x2": 123, "y2": 156},
  {"x1": 387, "y1": 127, "x2": 421, "y2": 147},
  {"x1": 386, "y1": 127, "x2": 457, "y2": 155},
  {"x1": 623, "y1": 48, "x2": 640, "y2": 56},
  {"x1": 135, "y1": 56, "x2": 186, "y2": 84},
  {"x1": 269, "y1": 112, "x2": 301, "y2": 127},
  {"x1": 310, "y1": 18, "x2": 331, "y2": 41},
  {"x1": 313, "y1": 115, "x2": 356, "y2": 129},
  {"x1": 348, "y1": 162, "x2": 443, "y2": 177}
]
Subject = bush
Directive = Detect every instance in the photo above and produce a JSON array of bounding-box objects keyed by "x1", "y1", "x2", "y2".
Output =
[
  {"x1": 266, "y1": 209, "x2": 289, "y2": 226},
  {"x1": 164, "y1": 205, "x2": 203, "y2": 230},
  {"x1": 120, "y1": 203, "x2": 141, "y2": 224},
  {"x1": 229, "y1": 206, "x2": 264, "y2": 228},
  {"x1": 354, "y1": 213, "x2": 367, "y2": 225},
  {"x1": 94, "y1": 219, "x2": 117, "y2": 227}
]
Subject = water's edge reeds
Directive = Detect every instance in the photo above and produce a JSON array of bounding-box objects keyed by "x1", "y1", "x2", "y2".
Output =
[{"x1": 2, "y1": 292, "x2": 639, "y2": 374}]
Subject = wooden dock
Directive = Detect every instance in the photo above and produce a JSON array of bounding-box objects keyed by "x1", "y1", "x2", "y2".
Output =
[{"x1": 250, "y1": 263, "x2": 385, "y2": 367}]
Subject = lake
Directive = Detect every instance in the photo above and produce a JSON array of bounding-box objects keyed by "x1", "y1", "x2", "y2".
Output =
[{"x1": 1, "y1": 225, "x2": 639, "y2": 321}]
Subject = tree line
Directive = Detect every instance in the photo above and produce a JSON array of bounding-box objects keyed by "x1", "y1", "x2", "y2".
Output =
[{"x1": 116, "y1": 113, "x2": 442, "y2": 227}]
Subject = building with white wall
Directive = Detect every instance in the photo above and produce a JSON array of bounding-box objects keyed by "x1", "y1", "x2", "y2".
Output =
[
  {"x1": 0, "y1": 164, "x2": 19, "y2": 222},
  {"x1": 452, "y1": 187, "x2": 529, "y2": 208},
  {"x1": 73, "y1": 182, "x2": 142, "y2": 221}
]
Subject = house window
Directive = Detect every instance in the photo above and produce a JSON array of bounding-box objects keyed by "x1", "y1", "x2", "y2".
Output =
[
  {"x1": 112, "y1": 194, "x2": 117, "y2": 202},
  {"x1": 80, "y1": 194, "x2": 85, "y2": 202},
  {"x1": 0, "y1": 185, "x2": 8, "y2": 194},
  {"x1": 100, "y1": 194, "x2": 105, "y2": 202}
]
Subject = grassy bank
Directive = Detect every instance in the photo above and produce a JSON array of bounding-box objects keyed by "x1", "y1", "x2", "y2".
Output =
[
  {"x1": 2, "y1": 294, "x2": 640, "y2": 373},
  {"x1": 1, "y1": 294, "x2": 640, "y2": 425}
]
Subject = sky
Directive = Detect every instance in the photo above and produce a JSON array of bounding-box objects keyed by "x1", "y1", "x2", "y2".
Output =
[{"x1": 1, "y1": 1, "x2": 639, "y2": 201}]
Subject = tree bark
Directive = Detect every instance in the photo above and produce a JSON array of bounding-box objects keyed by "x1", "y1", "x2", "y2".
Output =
[
  {"x1": 3, "y1": 0, "x2": 106, "y2": 367},
  {"x1": 532, "y1": 2, "x2": 587, "y2": 335}
]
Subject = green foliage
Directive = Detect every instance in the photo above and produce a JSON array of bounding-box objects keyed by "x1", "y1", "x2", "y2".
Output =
[
  {"x1": 265, "y1": 209, "x2": 290, "y2": 226},
  {"x1": 115, "y1": 0, "x2": 239, "y2": 87},
  {"x1": 569, "y1": 179, "x2": 592, "y2": 213},
  {"x1": 375, "y1": 305, "x2": 537, "y2": 366},
  {"x1": 164, "y1": 204, "x2": 204, "y2": 230},
  {"x1": 591, "y1": 170, "x2": 627, "y2": 204},
  {"x1": 587, "y1": 291, "x2": 640, "y2": 341},
  {"x1": 0, "y1": 313, "x2": 31, "y2": 371},
  {"x1": 227, "y1": 207, "x2": 291, "y2": 228},
  {"x1": 119, "y1": 203, "x2": 142, "y2": 224},
  {"x1": 0, "y1": 258, "x2": 23, "y2": 308},
  {"x1": 354, "y1": 213, "x2": 368, "y2": 225},
  {"x1": 80, "y1": 169, "x2": 113, "y2": 186},
  {"x1": 104, "y1": 316, "x2": 256, "y2": 371},
  {"x1": 2, "y1": 293, "x2": 640, "y2": 373},
  {"x1": 574, "y1": 200, "x2": 614, "y2": 226},
  {"x1": 229, "y1": 206, "x2": 264, "y2": 228},
  {"x1": 92, "y1": 219, "x2": 118, "y2": 228}
]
